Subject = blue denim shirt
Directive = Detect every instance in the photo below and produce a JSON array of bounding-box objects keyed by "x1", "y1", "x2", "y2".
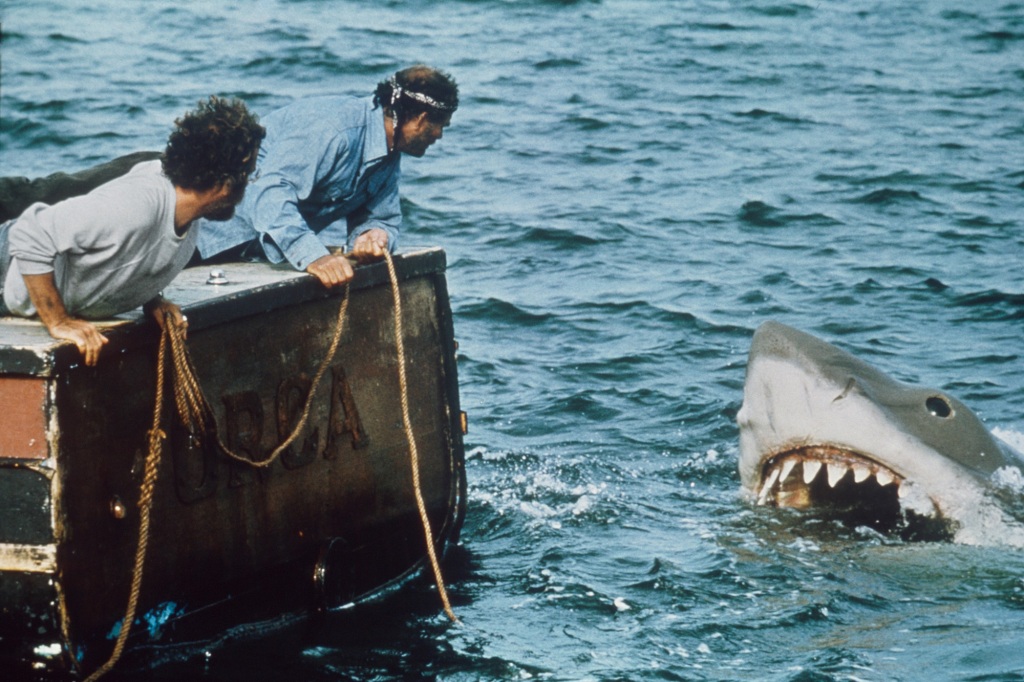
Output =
[{"x1": 196, "y1": 96, "x2": 401, "y2": 271}]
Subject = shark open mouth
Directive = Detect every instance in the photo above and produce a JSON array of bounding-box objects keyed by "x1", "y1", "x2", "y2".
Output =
[{"x1": 756, "y1": 445, "x2": 954, "y2": 540}]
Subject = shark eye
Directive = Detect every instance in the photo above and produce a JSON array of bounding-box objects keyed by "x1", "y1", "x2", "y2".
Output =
[{"x1": 926, "y1": 395, "x2": 953, "y2": 418}]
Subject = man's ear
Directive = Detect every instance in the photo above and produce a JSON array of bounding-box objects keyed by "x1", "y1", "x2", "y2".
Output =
[{"x1": 212, "y1": 180, "x2": 235, "y2": 199}]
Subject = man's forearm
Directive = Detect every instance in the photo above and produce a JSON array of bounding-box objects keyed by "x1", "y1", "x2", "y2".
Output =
[
  {"x1": 22, "y1": 272, "x2": 73, "y2": 330},
  {"x1": 22, "y1": 272, "x2": 109, "y2": 366}
]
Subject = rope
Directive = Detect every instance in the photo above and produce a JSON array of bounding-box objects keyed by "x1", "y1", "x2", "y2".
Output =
[
  {"x1": 84, "y1": 331, "x2": 171, "y2": 682},
  {"x1": 383, "y1": 252, "x2": 458, "y2": 623},
  {"x1": 85, "y1": 289, "x2": 350, "y2": 681},
  {"x1": 85, "y1": 255, "x2": 457, "y2": 679},
  {"x1": 171, "y1": 284, "x2": 351, "y2": 467}
]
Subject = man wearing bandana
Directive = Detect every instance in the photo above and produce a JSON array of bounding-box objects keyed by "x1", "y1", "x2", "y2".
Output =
[{"x1": 194, "y1": 65, "x2": 459, "y2": 287}]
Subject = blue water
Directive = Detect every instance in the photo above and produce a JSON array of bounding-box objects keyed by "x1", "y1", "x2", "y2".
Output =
[{"x1": 3, "y1": 1, "x2": 1024, "y2": 680}]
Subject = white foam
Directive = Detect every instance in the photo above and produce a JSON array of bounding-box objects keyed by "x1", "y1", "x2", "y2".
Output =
[
  {"x1": 992, "y1": 427, "x2": 1024, "y2": 453},
  {"x1": 992, "y1": 465, "x2": 1024, "y2": 493}
]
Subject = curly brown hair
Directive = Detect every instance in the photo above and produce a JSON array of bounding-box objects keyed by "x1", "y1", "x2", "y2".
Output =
[{"x1": 162, "y1": 96, "x2": 265, "y2": 191}]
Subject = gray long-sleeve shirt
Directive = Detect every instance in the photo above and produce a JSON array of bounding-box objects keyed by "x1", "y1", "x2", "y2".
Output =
[{"x1": 1, "y1": 160, "x2": 196, "y2": 319}]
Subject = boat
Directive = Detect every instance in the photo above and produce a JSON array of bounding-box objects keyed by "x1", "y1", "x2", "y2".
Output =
[{"x1": 0, "y1": 247, "x2": 467, "y2": 679}]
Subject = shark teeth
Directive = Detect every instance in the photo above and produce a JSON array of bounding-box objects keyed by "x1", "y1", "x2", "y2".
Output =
[
  {"x1": 758, "y1": 467, "x2": 781, "y2": 504},
  {"x1": 803, "y1": 460, "x2": 822, "y2": 484},
  {"x1": 756, "y1": 446, "x2": 903, "y2": 509},
  {"x1": 827, "y1": 463, "x2": 846, "y2": 487},
  {"x1": 779, "y1": 458, "x2": 797, "y2": 483}
]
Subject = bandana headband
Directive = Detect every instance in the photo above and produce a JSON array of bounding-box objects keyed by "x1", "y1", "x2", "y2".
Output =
[{"x1": 388, "y1": 75, "x2": 456, "y2": 112}]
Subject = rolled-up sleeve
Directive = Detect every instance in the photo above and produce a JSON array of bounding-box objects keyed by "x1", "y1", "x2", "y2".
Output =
[
  {"x1": 7, "y1": 204, "x2": 61, "y2": 275},
  {"x1": 346, "y1": 161, "x2": 402, "y2": 252}
]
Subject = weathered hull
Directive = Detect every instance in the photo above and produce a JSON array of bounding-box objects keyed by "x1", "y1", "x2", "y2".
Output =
[{"x1": 0, "y1": 249, "x2": 466, "y2": 678}]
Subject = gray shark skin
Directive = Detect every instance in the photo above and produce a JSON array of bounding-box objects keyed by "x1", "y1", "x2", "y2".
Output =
[{"x1": 737, "y1": 320, "x2": 1024, "y2": 546}]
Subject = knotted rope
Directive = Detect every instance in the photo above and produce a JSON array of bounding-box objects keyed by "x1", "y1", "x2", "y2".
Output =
[
  {"x1": 87, "y1": 285, "x2": 350, "y2": 681},
  {"x1": 83, "y1": 332, "x2": 171, "y2": 682}
]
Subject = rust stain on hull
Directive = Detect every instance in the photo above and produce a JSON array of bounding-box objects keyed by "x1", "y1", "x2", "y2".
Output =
[{"x1": 0, "y1": 377, "x2": 48, "y2": 459}]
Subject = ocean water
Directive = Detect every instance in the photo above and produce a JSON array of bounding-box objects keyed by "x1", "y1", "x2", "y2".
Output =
[{"x1": 3, "y1": 0, "x2": 1024, "y2": 680}]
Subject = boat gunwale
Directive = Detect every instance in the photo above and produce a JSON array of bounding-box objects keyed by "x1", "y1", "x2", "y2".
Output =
[{"x1": 0, "y1": 248, "x2": 448, "y2": 377}]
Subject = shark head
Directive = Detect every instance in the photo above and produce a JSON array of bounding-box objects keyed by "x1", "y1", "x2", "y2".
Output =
[{"x1": 737, "y1": 320, "x2": 1024, "y2": 544}]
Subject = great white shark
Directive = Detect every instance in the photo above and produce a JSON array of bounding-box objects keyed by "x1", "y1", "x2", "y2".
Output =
[{"x1": 737, "y1": 320, "x2": 1024, "y2": 546}]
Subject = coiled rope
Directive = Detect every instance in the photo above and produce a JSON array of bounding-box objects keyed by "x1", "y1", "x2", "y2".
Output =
[{"x1": 85, "y1": 255, "x2": 457, "y2": 680}]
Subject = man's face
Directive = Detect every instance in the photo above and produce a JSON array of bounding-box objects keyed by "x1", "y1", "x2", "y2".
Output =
[
  {"x1": 205, "y1": 149, "x2": 259, "y2": 221},
  {"x1": 203, "y1": 179, "x2": 247, "y2": 222},
  {"x1": 397, "y1": 113, "x2": 450, "y2": 158}
]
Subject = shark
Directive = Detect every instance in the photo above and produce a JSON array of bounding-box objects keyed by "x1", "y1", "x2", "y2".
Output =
[{"x1": 737, "y1": 320, "x2": 1024, "y2": 545}]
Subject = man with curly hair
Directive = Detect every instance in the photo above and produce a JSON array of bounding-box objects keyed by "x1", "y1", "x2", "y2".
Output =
[
  {"x1": 0, "y1": 97, "x2": 265, "y2": 366},
  {"x1": 194, "y1": 65, "x2": 459, "y2": 287}
]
